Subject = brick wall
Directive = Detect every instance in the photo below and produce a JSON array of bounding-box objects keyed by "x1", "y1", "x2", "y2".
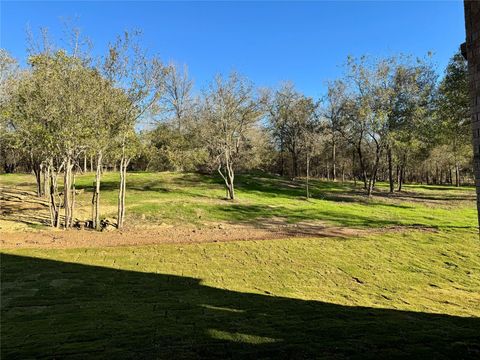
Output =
[{"x1": 464, "y1": 0, "x2": 480, "y2": 228}]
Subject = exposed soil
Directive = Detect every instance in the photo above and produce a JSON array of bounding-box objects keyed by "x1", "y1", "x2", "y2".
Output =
[
  {"x1": 0, "y1": 220, "x2": 367, "y2": 249},
  {"x1": 0, "y1": 184, "x2": 368, "y2": 249},
  {"x1": 0, "y1": 184, "x2": 437, "y2": 250}
]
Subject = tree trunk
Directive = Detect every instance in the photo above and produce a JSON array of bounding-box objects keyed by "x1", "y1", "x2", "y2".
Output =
[
  {"x1": 226, "y1": 174, "x2": 234, "y2": 200},
  {"x1": 118, "y1": 158, "x2": 125, "y2": 229},
  {"x1": 332, "y1": 138, "x2": 336, "y2": 182},
  {"x1": 455, "y1": 164, "x2": 460, "y2": 187},
  {"x1": 306, "y1": 152, "x2": 310, "y2": 199},
  {"x1": 117, "y1": 155, "x2": 130, "y2": 229},
  {"x1": 42, "y1": 164, "x2": 48, "y2": 199},
  {"x1": 218, "y1": 151, "x2": 235, "y2": 200},
  {"x1": 92, "y1": 152, "x2": 103, "y2": 230},
  {"x1": 292, "y1": 151, "x2": 298, "y2": 178},
  {"x1": 70, "y1": 171, "x2": 76, "y2": 228},
  {"x1": 388, "y1": 147, "x2": 394, "y2": 193},
  {"x1": 47, "y1": 159, "x2": 61, "y2": 228},
  {"x1": 367, "y1": 144, "x2": 382, "y2": 196},
  {"x1": 226, "y1": 155, "x2": 235, "y2": 200},
  {"x1": 63, "y1": 156, "x2": 73, "y2": 229},
  {"x1": 352, "y1": 150, "x2": 357, "y2": 187},
  {"x1": 280, "y1": 151, "x2": 284, "y2": 177},
  {"x1": 32, "y1": 160, "x2": 42, "y2": 197},
  {"x1": 356, "y1": 144, "x2": 368, "y2": 190},
  {"x1": 398, "y1": 165, "x2": 404, "y2": 192}
]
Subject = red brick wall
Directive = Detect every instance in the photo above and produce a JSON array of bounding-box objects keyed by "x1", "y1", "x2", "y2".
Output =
[{"x1": 464, "y1": 0, "x2": 480, "y2": 227}]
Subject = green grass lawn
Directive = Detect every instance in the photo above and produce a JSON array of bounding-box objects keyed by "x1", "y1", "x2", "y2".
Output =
[
  {"x1": 2, "y1": 231, "x2": 479, "y2": 358},
  {"x1": 1, "y1": 172, "x2": 479, "y2": 358},
  {"x1": 0, "y1": 171, "x2": 477, "y2": 230}
]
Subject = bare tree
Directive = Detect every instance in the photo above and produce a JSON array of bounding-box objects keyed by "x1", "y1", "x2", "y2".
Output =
[
  {"x1": 202, "y1": 72, "x2": 262, "y2": 200},
  {"x1": 162, "y1": 63, "x2": 193, "y2": 130}
]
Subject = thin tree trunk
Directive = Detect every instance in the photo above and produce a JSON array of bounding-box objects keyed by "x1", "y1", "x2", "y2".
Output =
[
  {"x1": 227, "y1": 171, "x2": 235, "y2": 199},
  {"x1": 280, "y1": 151, "x2": 284, "y2": 177},
  {"x1": 42, "y1": 164, "x2": 48, "y2": 199},
  {"x1": 32, "y1": 160, "x2": 42, "y2": 197},
  {"x1": 352, "y1": 150, "x2": 357, "y2": 187},
  {"x1": 92, "y1": 152, "x2": 103, "y2": 230},
  {"x1": 63, "y1": 155, "x2": 72, "y2": 229},
  {"x1": 398, "y1": 165, "x2": 404, "y2": 192},
  {"x1": 388, "y1": 147, "x2": 394, "y2": 193},
  {"x1": 70, "y1": 171, "x2": 76, "y2": 228},
  {"x1": 357, "y1": 144, "x2": 368, "y2": 190},
  {"x1": 119, "y1": 159, "x2": 123, "y2": 227},
  {"x1": 455, "y1": 164, "x2": 461, "y2": 187},
  {"x1": 118, "y1": 158, "x2": 124, "y2": 229},
  {"x1": 218, "y1": 151, "x2": 235, "y2": 200},
  {"x1": 455, "y1": 164, "x2": 460, "y2": 187},
  {"x1": 117, "y1": 154, "x2": 130, "y2": 229},
  {"x1": 306, "y1": 152, "x2": 310, "y2": 199},
  {"x1": 292, "y1": 151, "x2": 298, "y2": 178},
  {"x1": 332, "y1": 138, "x2": 336, "y2": 182},
  {"x1": 226, "y1": 152, "x2": 235, "y2": 200},
  {"x1": 367, "y1": 144, "x2": 382, "y2": 196},
  {"x1": 47, "y1": 159, "x2": 61, "y2": 228}
]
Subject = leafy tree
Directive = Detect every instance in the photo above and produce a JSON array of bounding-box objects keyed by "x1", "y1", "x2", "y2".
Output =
[
  {"x1": 436, "y1": 51, "x2": 471, "y2": 186},
  {"x1": 103, "y1": 31, "x2": 166, "y2": 228},
  {"x1": 201, "y1": 72, "x2": 262, "y2": 199},
  {"x1": 266, "y1": 83, "x2": 317, "y2": 178}
]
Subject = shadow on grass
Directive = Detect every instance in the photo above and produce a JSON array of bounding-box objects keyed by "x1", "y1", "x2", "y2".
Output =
[
  {"x1": 1, "y1": 254, "x2": 479, "y2": 359},
  {"x1": 406, "y1": 185, "x2": 475, "y2": 192},
  {"x1": 372, "y1": 191, "x2": 475, "y2": 203},
  {"x1": 205, "y1": 203, "x2": 475, "y2": 230},
  {"x1": 0, "y1": 189, "x2": 52, "y2": 227}
]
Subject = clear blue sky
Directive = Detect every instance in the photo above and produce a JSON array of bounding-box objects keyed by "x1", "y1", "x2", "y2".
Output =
[{"x1": 1, "y1": 1, "x2": 466, "y2": 98}]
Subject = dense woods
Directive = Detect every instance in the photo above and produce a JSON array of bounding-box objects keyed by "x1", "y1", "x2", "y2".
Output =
[{"x1": 0, "y1": 28, "x2": 472, "y2": 229}]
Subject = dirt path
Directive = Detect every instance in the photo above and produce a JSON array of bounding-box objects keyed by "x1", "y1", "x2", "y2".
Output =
[{"x1": 0, "y1": 220, "x2": 367, "y2": 249}]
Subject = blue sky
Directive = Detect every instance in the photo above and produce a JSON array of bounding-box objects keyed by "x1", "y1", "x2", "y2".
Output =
[{"x1": 1, "y1": 1, "x2": 466, "y2": 98}]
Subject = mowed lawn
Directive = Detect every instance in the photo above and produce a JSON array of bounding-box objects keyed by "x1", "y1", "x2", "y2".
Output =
[
  {"x1": 1, "y1": 172, "x2": 480, "y2": 358},
  {"x1": 0, "y1": 171, "x2": 477, "y2": 230}
]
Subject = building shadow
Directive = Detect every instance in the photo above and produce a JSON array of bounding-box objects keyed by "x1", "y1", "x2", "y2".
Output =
[{"x1": 1, "y1": 253, "x2": 479, "y2": 359}]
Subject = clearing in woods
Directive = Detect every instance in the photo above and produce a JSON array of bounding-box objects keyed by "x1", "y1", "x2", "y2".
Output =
[{"x1": 1, "y1": 172, "x2": 479, "y2": 358}]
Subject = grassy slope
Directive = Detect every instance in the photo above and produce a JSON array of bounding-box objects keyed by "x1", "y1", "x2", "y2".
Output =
[
  {"x1": 1, "y1": 172, "x2": 479, "y2": 358},
  {"x1": 0, "y1": 171, "x2": 476, "y2": 230},
  {"x1": 2, "y1": 232, "x2": 479, "y2": 358}
]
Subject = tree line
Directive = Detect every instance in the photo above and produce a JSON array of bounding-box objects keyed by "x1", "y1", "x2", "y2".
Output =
[{"x1": 0, "y1": 28, "x2": 472, "y2": 229}]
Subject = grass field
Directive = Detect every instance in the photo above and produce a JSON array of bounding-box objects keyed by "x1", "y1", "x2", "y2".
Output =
[
  {"x1": 0, "y1": 171, "x2": 477, "y2": 230},
  {"x1": 1, "y1": 172, "x2": 479, "y2": 358}
]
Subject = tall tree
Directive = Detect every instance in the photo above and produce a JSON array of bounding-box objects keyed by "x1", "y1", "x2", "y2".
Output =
[
  {"x1": 201, "y1": 72, "x2": 262, "y2": 199},
  {"x1": 436, "y1": 51, "x2": 471, "y2": 187},
  {"x1": 103, "y1": 31, "x2": 166, "y2": 229},
  {"x1": 266, "y1": 83, "x2": 315, "y2": 178},
  {"x1": 162, "y1": 63, "x2": 193, "y2": 131},
  {"x1": 324, "y1": 80, "x2": 349, "y2": 182}
]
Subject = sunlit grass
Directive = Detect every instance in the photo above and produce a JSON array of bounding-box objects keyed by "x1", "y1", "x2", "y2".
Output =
[
  {"x1": 1, "y1": 171, "x2": 475, "y2": 230},
  {"x1": 2, "y1": 230, "x2": 479, "y2": 357},
  {"x1": 1, "y1": 171, "x2": 479, "y2": 358}
]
